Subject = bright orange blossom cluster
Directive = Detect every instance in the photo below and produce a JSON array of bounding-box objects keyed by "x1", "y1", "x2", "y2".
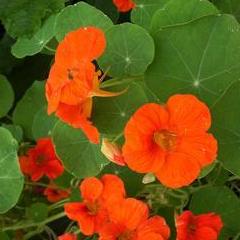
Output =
[
  {"x1": 113, "y1": 0, "x2": 136, "y2": 12},
  {"x1": 63, "y1": 174, "x2": 170, "y2": 239},
  {"x1": 46, "y1": 27, "x2": 123, "y2": 144},
  {"x1": 59, "y1": 174, "x2": 223, "y2": 240}
]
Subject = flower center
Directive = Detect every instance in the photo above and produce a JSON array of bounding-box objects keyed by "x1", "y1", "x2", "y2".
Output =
[
  {"x1": 117, "y1": 231, "x2": 134, "y2": 240},
  {"x1": 86, "y1": 202, "x2": 99, "y2": 215},
  {"x1": 36, "y1": 154, "x2": 46, "y2": 165},
  {"x1": 153, "y1": 130, "x2": 177, "y2": 150},
  {"x1": 67, "y1": 68, "x2": 79, "y2": 81}
]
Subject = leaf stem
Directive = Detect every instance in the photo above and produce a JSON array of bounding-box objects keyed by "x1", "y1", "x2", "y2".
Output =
[
  {"x1": 2, "y1": 212, "x2": 66, "y2": 232},
  {"x1": 101, "y1": 75, "x2": 144, "y2": 88}
]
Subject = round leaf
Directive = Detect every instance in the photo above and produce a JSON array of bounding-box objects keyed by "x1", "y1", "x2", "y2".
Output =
[
  {"x1": 99, "y1": 23, "x2": 155, "y2": 78},
  {"x1": 0, "y1": 75, "x2": 14, "y2": 118},
  {"x1": 52, "y1": 121, "x2": 109, "y2": 178},
  {"x1": 146, "y1": 15, "x2": 240, "y2": 105},
  {"x1": 131, "y1": 0, "x2": 169, "y2": 29},
  {"x1": 211, "y1": 81, "x2": 240, "y2": 176},
  {"x1": 13, "y1": 81, "x2": 46, "y2": 139},
  {"x1": 11, "y1": 15, "x2": 57, "y2": 58},
  {"x1": 26, "y1": 202, "x2": 48, "y2": 223},
  {"x1": 190, "y1": 186, "x2": 240, "y2": 239},
  {"x1": 1, "y1": 124, "x2": 23, "y2": 143},
  {"x1": 32, "y1": 106, "x2": 58, "y2": 140},
  {"x1": 0, "y1": 127, "x2": 24, "y2": 213},
  {"x1": 151, "y1": 0, "x2": 219, "y2": 32},
  {"x1": 55, "y1": 2, "x2": 113, "y2": 41}
]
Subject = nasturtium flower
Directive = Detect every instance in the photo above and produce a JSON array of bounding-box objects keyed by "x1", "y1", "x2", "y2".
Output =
[
  {"x1": 46, "y1": 27, "x2": 124, "y2": 144},
  {"x1": 44, "y1": 183, "x2": 70, "y2": 203},
  {"x1": 176, "y1": 211, "x2": 223, "y2": 240},
  {"x1": 58, "y1": 233, "x2": 77, "y2": 240},
  {"x1": 122, "y1": 94, "x2": 218, "y2": 188},
  {"x1": 113, "y1": 0, "x2": 135, "y2": 12},
  {"x1": 19, "y1": 138, "x2": 64, "y2": 181},
  {"x1": 99, "y1": 198, "x2": 170, "y2": 240},
  {"x1": 101, "y1": 138, "x2": 125, "y2": 166},
  {"x1": 64, "y1": 174, "x2": 126, "y2": 236}
]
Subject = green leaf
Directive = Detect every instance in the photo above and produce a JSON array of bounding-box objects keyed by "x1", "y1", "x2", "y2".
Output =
[
  {"x1": 131, "y1": 0, "x2": 169, "y2": 29},
  {"x1": 0, "y1": 75, "x2": 14, "y2": 118},
  {"x1": 0, "y1": 232, "x2": 10, "y2": 240},
  {"x1": 52, "y1": 121, "x2": 109, "y2": 178},
  {"x1": 151, "y1": 0, "x2": 219, "y2": 32},
  {"x1": 212, "y1": 0, "x2": 240, "y2": 21},
  {"x1": 11, "y1": 14, "x2": 57, "y2": 58},
  {"x1": 99, "y1": 23, "x2": 155, "y2": 78},
  {"x1": 0, "y1": 0, "x2": 64, "y2": 38},
  {"x1": 13, "y1": 81, "x2": 46, "y2": 139},
  {"x1": 93, "y1": 81, "x2": 148, "y2": 135},
  {"x1": 55, "y1": 2, "x2": 113, "y2": 41},
  {"x1": 53, "y1": 171, "x2": 73, "y2": 189},
  {"x1": 211, "y1": 81, "x2": 240, "y2": 176},
  {"x1": 190, "y1": 186, "x2": 240, "y2": 239},
  {"x1": 26, "y1": 202, "x2": 48, "y2": 223},
  {"x1": 0, "y1": 127, "x2": 23, "y2": 213},
  {"x1": 146, "y1": 14, "x2": 240, "y2": 105},
  {"x1": 198, "y1": 161, "x2": 217, "y2": 179},
  {"x1": 1, "y1": 124, "x2": 23, "y2": 143},
  {"x1": 32, "y1": 106, "x2": 58, "y2": 140}
]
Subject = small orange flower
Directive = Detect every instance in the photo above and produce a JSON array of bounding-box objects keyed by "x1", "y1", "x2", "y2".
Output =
[
  {"x1": 176, "y1": 211, "x2": 223, "y2": 240},
  {"x1": 101, "y1": 138, "x2": 125, "y2": 166},
  {"x1": 99, "y1": 198, "x2": 170, "y2": 240},
  {"x1": 44, "y1": 183, "x2": 70, "y2": 203},
  {"x1": 46, "y1": 27, "x2": 124, "y2": 144},
  {"x1": 122, "y1": 94, "x2": 218, "y2": 188},
  {"x1": 58, "y1": 233, "x2": 77, "y2": 240},
  {"x1": 19, "y1": 138, "x2": 64, "y2": 181},
  {"x1": 113, "y1": 0, "x2": 135, "y2": 12},
  {"x1": 64, "y1": 174, "x2": 126, "y2": 236}
]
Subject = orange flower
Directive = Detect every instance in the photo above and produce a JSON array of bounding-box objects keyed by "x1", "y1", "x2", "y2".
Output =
[
  {"x1": 58, "y1": 233, "x2": 77, "y2": 240},
  {"x1": 122, "y1": 94, "x2": 218, "y2": 188},
  {"x1": 46, "y1": 27, "x2": 124, "y2": 144},
  {"x1": 99, "y1": 198, "x2": 170, "y2": 240},
  {"x1": 113, "y1": 0, "x2": 135, "y2": 12},
  {"x1": 64, "y1": 174, "x2": 126, "y2": 236},
  {"x1": 176, "y1": 211, "x2": 223, "y2": 240},
  {"x1": 19, "y1": 138, "x2": 64, "y2": 181},
  {"x1": 44, "y1": 183, "x2": 70, "y2": 203},
  {"x1": 101, "y1": 138, "x2": 125, "y2": 166}
]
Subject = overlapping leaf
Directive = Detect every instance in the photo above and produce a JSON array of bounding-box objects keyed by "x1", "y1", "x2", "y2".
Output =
[
  {"x1": 55, "y1": 2, "x2": 113, "y2": 41},
  {"x1": 146, "y1": 14, "x2": 240, "y2": 105},
  {"x1": 211, "y1": 81, "x2": 240, "y2": 176},
  {"x1": 99, "y1": 23, "x2": 155, "y2": 78},
  {"x1": 52, "y1": 121, "x2": 109, "y2": 178},
  {"x1": 0, "y1": 127, "x2": 23, "y2": 213},
  {"x1": 0, "y1": 75, "x2": 14, "y2": 118},
  {"x1": 13, "y1": 81, "x2": 46, "y2": 139}
]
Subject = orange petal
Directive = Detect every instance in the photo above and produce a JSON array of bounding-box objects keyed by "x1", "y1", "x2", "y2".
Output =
[
  {"x1": 176, "y1": 134, "x2": 218, "y2": 167},
  {"x1": 80, "y1": 177, "x2": 104, "y2": 202},
  {"x1": 156, "y1": 152, "x2": 200, "y2": 188},
  {"x1": 123, "y1": 103, "x2": 169, "y2": 173},
  {"x1": 167, "y1": 94, "x2": 211, "y2": 136},
  {"x1": 101, "y1": 174, "x2": 126, "y2": 207},
  {"x1": 58, "y1": 27, "x2": 106, "y2": 62},
  {"x1": 113, "y1": 0, "x2": 135, "y2": 12},
  {"x1": 137, "y1": 216, "x2": 170, "y2": 240},
  {"x1": 46, "y1": 82, "x2": 61, "y2": 114},
  {"x1": 64, "y1": 202, "x2": 86, "y2": 221},
  {"x1": 56, "y1": 103, "x2": 100, "y2": 144},
  {"x1": 109, "y1": 198, "x2": 149, "y2": 230}
]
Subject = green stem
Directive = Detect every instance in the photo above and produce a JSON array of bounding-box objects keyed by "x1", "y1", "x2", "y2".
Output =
[
  {"x1": 44, "y1": 45, "x2": 56, "y2": 53},
  {"x1": 25, "y1": 181, "x2": 49, "y2": 188},
  {"x1": 101, "y1": 75, "x2": 144, "y2": 88},
  {"x1": 48, "y1": 198, "x2": 70, "y2": 211},
  {"x1": 112, "y1": 132, "x2": 124, "y2": 143},
  {"x1": 2, "y1": 212, "x2": 65, "y2": 232}
]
